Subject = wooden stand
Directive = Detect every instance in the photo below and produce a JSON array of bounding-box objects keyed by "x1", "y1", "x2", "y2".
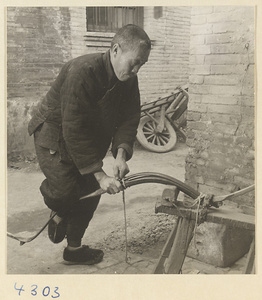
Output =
[
  {"x1": 243, "y1": 237, "x2": 255, "y2": 274},
  {"x1": 153, "y1": 196, "x2": 255, "y2": 274}
]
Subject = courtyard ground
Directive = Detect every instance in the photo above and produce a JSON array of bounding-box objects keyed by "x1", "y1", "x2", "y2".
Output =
[{"x1": 6, "y1": 142, "x2": 247, "y2": 274}]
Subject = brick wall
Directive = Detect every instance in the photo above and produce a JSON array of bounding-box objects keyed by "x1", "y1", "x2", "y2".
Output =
[
  {"x1": 7, "y1": 7, "x2": 87, "y2": 160},
  {"x1": 7, "y1": 6, "x2": 191, "y2": 160},
  {"x1": 185, "y1": 6, "x2": 255, "y2": 206},
  {"x1": 140, "y1": 6, "x2": 191, "y2": 102}
]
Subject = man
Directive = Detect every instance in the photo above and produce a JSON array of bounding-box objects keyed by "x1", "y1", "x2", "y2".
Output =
[{"x1": 28, "y1": 24, "x2": 151, "y2": 264}]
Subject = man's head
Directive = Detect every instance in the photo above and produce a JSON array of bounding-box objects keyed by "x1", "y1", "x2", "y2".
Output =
[{"x1": 110, "y1": 24, "x2": 151, "y2": 81}]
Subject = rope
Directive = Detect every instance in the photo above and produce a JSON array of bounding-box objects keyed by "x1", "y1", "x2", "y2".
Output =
[
  {"x1": 183, "y1": 193, "x2": 210, "y2": 254},
  {"x1": 122, "y1": 189, "x2": 131, "y2": 264},
  {"x1": 183, "y1": 193, "x2": 204, "y2": 208},
  {"x1": 192, "y1": 195, "x2": 202, "y2": 255}
]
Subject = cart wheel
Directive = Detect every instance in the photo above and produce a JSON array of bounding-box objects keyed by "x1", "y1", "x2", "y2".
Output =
[{"x1": 137, "y1": 116, "x2": 177, "y2": 153}]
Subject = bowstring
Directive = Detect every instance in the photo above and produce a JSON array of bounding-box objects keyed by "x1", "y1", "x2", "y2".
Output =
[{"x1": 122, "y1": 189, "x2": 131, "y2": 264}]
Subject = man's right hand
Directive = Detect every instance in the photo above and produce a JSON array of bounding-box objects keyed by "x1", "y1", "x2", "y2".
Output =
[{"x1": 94, "y1": 169, "x2": 123, "y2": 194}]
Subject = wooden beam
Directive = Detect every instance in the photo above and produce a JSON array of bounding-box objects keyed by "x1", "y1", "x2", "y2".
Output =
[
  {"x1": 164, "y1": 216, "x2": 195, "y2": 274},
  {"x1": 162, "y1": 187, "x2": 180, "y2": 203},
  {"x1": 243, "y1": 237, "x2": 255, "y2": 274},
  {"x1": 155, "y1": 199, "x2": 255, "y2": 231},
  {"x1": 152, "y1": 219, "x2": 179, "y2": 274}
]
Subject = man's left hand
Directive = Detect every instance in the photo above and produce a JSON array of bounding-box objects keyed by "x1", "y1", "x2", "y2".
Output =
[
  {"x1": 114, "y1": 148, "x2": 130, "y2": 180},
  {"x1": 114, "y1": 158, "x2": 130, "y2": 180}
]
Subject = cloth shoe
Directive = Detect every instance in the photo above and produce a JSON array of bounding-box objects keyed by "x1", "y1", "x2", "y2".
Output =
[
  {"x1": 48, "y1": 211, "x2": 67, "y2": 244},
  {"x1": 63, "y1": 245, "x2": 104, "y2": 264}
]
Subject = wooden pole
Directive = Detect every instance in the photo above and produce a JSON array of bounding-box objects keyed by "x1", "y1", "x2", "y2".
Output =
[
  {"x1": 153, "y1": 218, "x2": 180, "y2": 274},
  {"x1": 243, "y1": 237, "x2": 255, "y2": 274},
  {"x1": 164, "y1": 216, "x2": 196, "y2": 274}
]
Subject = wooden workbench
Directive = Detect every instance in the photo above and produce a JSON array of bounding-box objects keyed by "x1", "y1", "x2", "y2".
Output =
[{"x1": 153, "y1": 198, "x2": 255, "y2": 274}]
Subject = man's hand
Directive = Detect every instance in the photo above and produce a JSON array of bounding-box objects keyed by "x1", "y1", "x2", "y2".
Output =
[
  {"x1": 94, "y1": 169, "x2": 123, "y2": 194},
  {"x1": 114, "y1": 148, "x2": 130, "y2": 180}
]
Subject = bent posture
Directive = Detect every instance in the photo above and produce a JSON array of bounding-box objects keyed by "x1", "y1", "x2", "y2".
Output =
[{"x1": 28, "y1": 24, "x2": 151, "y2": 264}]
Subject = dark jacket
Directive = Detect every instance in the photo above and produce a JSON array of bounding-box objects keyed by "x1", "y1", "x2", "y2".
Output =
[{"x1": 28, "y1": 50, "x2": 141, "y2": 175}]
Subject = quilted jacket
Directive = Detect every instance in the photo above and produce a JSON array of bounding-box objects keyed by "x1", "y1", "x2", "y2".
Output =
[{"x1": 28, "y1": 50, "x2": 141, "y2": 175}]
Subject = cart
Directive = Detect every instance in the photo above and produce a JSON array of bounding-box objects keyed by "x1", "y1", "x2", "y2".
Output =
[{"x1": 137, "y1": 85, "x2": 189, "y2": 153}]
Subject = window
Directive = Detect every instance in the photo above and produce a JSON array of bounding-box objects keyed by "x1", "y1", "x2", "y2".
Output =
[{"x1": 86, "y1": 7, "x2": 144, "y2": 32}]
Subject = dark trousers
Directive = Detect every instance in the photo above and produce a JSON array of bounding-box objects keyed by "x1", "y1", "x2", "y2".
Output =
[{"x1": 34, "y1": 132, "x2": 100, "y2": 247}]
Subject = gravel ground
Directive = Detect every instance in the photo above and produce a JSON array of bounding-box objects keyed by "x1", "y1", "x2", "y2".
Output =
[{"x1": 6, "y1": 142, "x2": 250, "y2": 274}]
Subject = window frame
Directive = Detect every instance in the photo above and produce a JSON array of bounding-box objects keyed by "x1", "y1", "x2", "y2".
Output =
[{"x1": 86, "y1": 7, "x2": 144, "y2": 33}]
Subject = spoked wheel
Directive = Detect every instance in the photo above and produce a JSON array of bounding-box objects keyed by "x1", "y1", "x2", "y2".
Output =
[{"x1": 137, "y1": 116, "x2": 177, "y2": 153}]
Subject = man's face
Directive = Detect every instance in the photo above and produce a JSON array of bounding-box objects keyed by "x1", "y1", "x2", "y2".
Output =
[{"x1": 111, "y1": 44, "x2": 150, "y2": 81}]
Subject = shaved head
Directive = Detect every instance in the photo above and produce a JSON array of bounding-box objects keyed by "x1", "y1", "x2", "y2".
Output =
[{"x1": 111, "y1": 24, "x2": 151, "y2": 53}]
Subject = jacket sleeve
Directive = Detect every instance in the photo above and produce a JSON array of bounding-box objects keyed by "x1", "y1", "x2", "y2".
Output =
[
  {"x1": 111, "y1": 77, "x2": 141, "y2": 161},
  {"x1": 61, "y1": 70, "x2": 103, "y2": 175}
]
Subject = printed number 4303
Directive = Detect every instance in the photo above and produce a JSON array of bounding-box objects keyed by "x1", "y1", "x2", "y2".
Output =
[{"x1": 14, "y1": 283, "x2": 60, "y2": 298}]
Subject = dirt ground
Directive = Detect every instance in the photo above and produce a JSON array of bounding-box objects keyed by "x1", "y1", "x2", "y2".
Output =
[{"x1": 6, "y1": 142, "x2": 247, "y2": 274}]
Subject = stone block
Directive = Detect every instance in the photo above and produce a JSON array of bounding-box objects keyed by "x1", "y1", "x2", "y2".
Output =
[
  {"x1": 191, "y1": 15, "x2": 207, "y2": 25},
  {"x1": 188, "y1": 94, "x2": 202, "y2": 103},
  {"x1": 211, "y1": 44, "x2": 246, "y2": 54},
  {"x1": 201, "y1": 95, "x2": 238, "y2": 105},
  {"x1": 187, "y1": 121, "x2": 207, "y2": 131},
  {"x1": 206, "y1": 11, "x2": 241, "y2": 23},
  {"x1": 204, "y1": 75, "x2": 239, "y2": 85},
  {"x1": 206, "y1": 33, "x2": 234, "y2": 44},
  {"x1": 190, "y1": 45, "x2": 211, "y2": 55},
  {"x1": 209, "y1": 85, "x2": 242, "y2": 96},
  {"x1": 189, "y1": 75, "x2": 204, "y2": 85},
  {"x1": 187, "y1": 222, "x2": 253, "y2": 268},
  {"x1": 192, "y1": 6, "x2": 213, "y2": 15},
  {"x1": 186, "y1": 138, "x2": 196, "y2": 147},
  {"x1": 189, "y1": 55, "x2": 205, "y2": 65},
  {"x1": 211, "y1": 64, "x2": 247, "y2": 75},
  {"x1": 212, "y1": 22, "x2": 237, "y2": 34},
  {"x1": 191, "y1": 23, "x2": 213, "y2": 35},
  {"x1": 187, "y1": 111, "x2": 201, "y2": 121},
  {"x1": 213, "y1": 6, "x2": 238, "y2": 13},
  {"x1": 211, "y1": 123, "x2": 238, "y2": 135},
  {"x1": 233, "y1": 176, "x2": 254, "y2": 187},
  {"x1": 205, "y1": 54, "x2": 245, "y2": 65},
  {"x1": 190, "y1": 35, "x2": 205, "y2": 45},
  {"x1": 188, "y1": 102, "x2": 208, "y2": 113},
  {"x1": 190, "y1": 64, "x2": 210, "y2": 75},
  {"x1": 189, "y1": 84, "x2": 211, "y2": 95},
  {"x1": 238, "y1": 96, "x2": 255, "y2": 107}
]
